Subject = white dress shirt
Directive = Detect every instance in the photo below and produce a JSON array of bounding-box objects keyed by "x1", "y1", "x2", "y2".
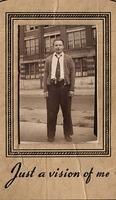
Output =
[{"x1": 51, "y1": 52, "x2": 64, "y2": 80}]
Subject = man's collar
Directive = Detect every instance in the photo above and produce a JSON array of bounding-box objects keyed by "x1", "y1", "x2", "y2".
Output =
[{"x1": 54, "y1": 52, "x2": 64, "y2": 57}]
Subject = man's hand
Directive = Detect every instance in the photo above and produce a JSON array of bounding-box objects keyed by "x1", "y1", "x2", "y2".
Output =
[
  {"x1": 69, "y1": 91, "x2": 74, "y2": 97},
  {"x1": 44, "y1": 92, "x2": 48, "y2": 98}
]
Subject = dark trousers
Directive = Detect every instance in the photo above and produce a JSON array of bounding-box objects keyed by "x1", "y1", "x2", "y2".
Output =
[{"x1": 46, "y1": 81, "x2": 73, "y2": 138}]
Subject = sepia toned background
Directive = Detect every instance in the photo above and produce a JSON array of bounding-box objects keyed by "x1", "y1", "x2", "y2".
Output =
[
  {"x1": 13, "y1": 19, "x2": 103, "y2": 151},
  {"x1": 0, "y1": 0, "x2": 116, "y2": 199}
]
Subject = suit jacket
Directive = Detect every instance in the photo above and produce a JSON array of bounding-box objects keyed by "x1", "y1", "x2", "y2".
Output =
[{"x1": 43, "y1": 53, "x2": 75, "y2": 92}]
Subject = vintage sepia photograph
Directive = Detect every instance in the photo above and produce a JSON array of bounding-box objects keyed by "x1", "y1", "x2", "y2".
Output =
[
  {"x1": 5, "y1": 12, "x2": 111, "y2": 156},
  {"x1": 19, "y1": 25, "x2": 97, "y2": 144}
]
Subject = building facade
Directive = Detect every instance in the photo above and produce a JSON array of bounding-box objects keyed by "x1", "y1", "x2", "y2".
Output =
[{"x1": 19, "y1": 25, "x2": 97, "y2": 80}]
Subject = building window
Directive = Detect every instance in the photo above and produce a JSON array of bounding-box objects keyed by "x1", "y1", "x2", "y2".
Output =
[
  {"x1": 68, "y1": 33, "x2": 74, "y2": 48},
  {"x1": 92, "y1": 28, "x2": 97, "y2": 41},
  {"x1": 74, "y1": 56, "x2": 95, "y2": 77},
  {"x1": 44, "y1": 34, "x2": 60, "y2": 52},
  {"x1": 35, "y1": 26, "x2": 39, "y2": 29},
  {"x1": 21, "y1": 62, "x2": 45, "y2": 80},
  {"x1": 80, "y1": 30, "x2": 86, "y2": 47},
  {"x1": 25, "y1": 25, "x2": 39, "y2": 31},
  {"x1": 44, "y1": 25, "x2": 54, "y2": 28},
  {"x1": 87, "y1": 56, "x2": 95, "y2": 76},
  {"x1": 74, "y1": 31, "x2": 81, "y2": 48},
  {"x1": 30, "y1": 26, "x2": 35, "y2": 31},
  {"x1": 25, "y1": 38, "x2": 39, "y2": 55},
  {"x1": 24, "y1": 63, "x2": 37, "y2": 79},
  {"x1": 45, "y1": 37, "x2": 50, "y2": 52},
  {"x1": 74, "y1": 57, "x2": 87, "y2": 77},
  {"x1": 67, "y1": 29, "x2": 86, "y2": 49},
  {"x1": 25, "y1": 63, "x2": 30, "y2": 79}
]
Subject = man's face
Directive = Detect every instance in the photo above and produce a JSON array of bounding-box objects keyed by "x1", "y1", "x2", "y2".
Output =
[{"x1": 53, "y1": 40, "x2": 64, "y2": 54}]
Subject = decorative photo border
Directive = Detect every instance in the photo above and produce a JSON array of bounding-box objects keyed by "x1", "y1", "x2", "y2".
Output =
[{"x1": 5, "y1": 12, "x2": 111, "y2": 157}]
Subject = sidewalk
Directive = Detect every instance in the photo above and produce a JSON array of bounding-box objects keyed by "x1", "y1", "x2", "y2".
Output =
[
  {"x1": 20, "y1": 121, "x2": 97, "y2": 144},
  {"x1": 20, "y1": 106, "x2": 96, "y2": 144},
  {"x1": 19, "y1": 80, "x2": 96, "y2": 145}
]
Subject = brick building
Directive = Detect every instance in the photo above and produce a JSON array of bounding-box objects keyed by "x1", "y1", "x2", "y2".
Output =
[{"x1": 19, "y1": 25, "x2": 97, "y2": 81}]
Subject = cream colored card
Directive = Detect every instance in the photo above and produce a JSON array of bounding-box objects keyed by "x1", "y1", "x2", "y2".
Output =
[{"x1": 0, "y1": 0, "x2": 115, "y2": 199}]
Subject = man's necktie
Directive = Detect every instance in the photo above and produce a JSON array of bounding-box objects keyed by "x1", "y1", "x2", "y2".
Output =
[{"x1": 55, "y1": 56, "x2": 60, "y2": 81}]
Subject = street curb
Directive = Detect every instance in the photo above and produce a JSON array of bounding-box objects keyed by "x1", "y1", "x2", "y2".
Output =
[{"x1": 20, "y1": 89, "x2": 94, "y2": 96}]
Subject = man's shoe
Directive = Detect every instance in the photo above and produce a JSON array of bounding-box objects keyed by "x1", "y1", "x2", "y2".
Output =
[
  {"x1": 65, "y1": 135, "x2": 72, "y2": 142},
  {"x1": 48, "y1": 137, "x2": 55, "y2": 142}
]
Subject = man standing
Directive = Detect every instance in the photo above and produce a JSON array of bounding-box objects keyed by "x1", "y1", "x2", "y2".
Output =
[{"x1": 44, "y1": 38, "x2": 75, "y2": 142}]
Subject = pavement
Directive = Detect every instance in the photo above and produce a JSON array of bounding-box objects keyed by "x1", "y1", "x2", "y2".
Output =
[
  {"x1": 20, "y1": 121, "x2": 96, "y2": 145},
  {"x1": 19, "y1": 90, "x2": 96, "y2": 145}
]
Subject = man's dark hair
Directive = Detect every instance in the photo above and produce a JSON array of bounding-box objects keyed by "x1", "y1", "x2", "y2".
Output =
[{"x1": 53, "y1": 38, "x2": 64, "y2": 46}]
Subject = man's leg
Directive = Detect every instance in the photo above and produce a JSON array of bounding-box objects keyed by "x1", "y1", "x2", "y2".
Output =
[
  {"x1": 46, "y1": 85, "x2": 59, "y2": 140},
  {"x1": 60, "y1": 85, "x2": 73, "y2": 138}
]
